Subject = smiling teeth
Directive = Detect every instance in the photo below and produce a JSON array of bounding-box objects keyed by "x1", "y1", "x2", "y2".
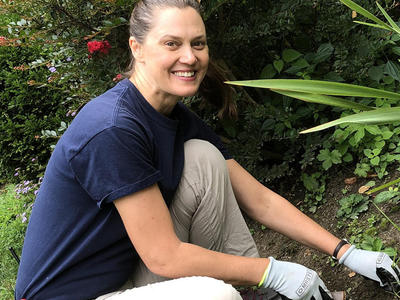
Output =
[{"x1": 174, "y1": 71, "x2": 195, "y2": 77}]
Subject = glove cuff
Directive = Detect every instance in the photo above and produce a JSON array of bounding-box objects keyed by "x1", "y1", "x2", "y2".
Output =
[
  {"x1": 258, "y1": 257, "x2": 274, "y2": 288},
  {"x1": 338, "y1": 244, "x2": 356, "y2": 264}
]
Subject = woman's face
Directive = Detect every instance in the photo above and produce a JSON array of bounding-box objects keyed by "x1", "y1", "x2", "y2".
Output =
[{"x1": 131, "y1": 6, "x2": 209, "y2": 98}]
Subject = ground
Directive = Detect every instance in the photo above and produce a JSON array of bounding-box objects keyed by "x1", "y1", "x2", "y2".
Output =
[{"x1": 248, "y1": 167, "x2": 400, "y2": 300}]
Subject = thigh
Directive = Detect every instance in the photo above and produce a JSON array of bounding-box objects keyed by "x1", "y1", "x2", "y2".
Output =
[{"x1": 171, "y1": 139, "x2": 259, "y2": 256}]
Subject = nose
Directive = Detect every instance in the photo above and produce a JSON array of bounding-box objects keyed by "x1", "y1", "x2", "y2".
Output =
[{"x1": 179, "y1": 46, "x2": 197, "y2": 65}]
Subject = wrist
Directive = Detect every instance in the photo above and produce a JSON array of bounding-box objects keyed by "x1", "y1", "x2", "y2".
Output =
[
  {"x1": 336, "y1": 243, "x2": 351, "y2": 260},
  {"x1": 332, "y1": 239, "x2": 350, "y2": 260}
]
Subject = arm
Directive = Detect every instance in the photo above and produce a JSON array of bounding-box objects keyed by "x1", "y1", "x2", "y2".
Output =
[
  {"x1": 114, "y1": 183, "x2": 268, "y2": 286},
  {"x1": 226, "y1": 159, "x2": 351, "y2": 259},
  {"x1": 227, "y1": 159, "x2": 400, "y2": 293}
]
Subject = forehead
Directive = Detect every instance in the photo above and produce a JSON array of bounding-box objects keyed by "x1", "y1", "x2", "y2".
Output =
[{"x1": 148, "y1": 6, "x2": 206, "y2": 39}]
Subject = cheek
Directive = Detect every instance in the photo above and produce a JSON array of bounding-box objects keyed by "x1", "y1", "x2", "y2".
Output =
[
  {"x1": 146, "y1": 50, "x2": 173, "y2": 70},
  {"x1": 200, "y1": 52, "x2": 209, "y2": 69}
]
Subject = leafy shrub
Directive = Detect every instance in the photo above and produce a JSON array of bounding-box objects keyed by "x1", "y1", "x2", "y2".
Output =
[
  {"x1": 0, "y1": 42, "x2": 69, "y2": 181},
  {"x1": 0, "y1": 0, "x2": 132, "y2": 181},
  {"x1": 0, "y1": 184, "x2": 35, "y2": 299}
]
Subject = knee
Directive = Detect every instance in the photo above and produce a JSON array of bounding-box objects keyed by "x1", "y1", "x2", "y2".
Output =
[
  {"x1": 122, "y1": 276, "x2": 241, "y2": 300},
  {"x1": 179, "y1": 276, "x2": 241, "y2": 299},
  {"x1": 183, "y1": 139, "x2": 226, "y2": 170}
]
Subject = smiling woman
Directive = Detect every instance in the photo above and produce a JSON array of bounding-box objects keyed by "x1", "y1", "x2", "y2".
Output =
[
  {"x1": 125, "y1": 0, "x2": 235, "y2": 119},
  {"x1": 14, "y1": 1, "x2": 400, "y2": 300},
  {"x1": 128, "y1": 6, "x2": 209, "y2": 114}
]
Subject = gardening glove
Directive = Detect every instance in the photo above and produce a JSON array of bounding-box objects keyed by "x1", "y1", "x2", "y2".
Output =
[
  {"x1": 339, "y1": 245, "x2": 400, "y2": 293},
  {"x1": 260, "y1": 257, "x2": 333, "y2": 300}
]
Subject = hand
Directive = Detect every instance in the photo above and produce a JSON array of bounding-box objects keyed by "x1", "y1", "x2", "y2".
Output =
[
  {"x1": 261, "y1": 257, "x2": 332, "y2": 300},
  {"x1": 339, "y1": 245, "x2": 400, "y2": 293}
]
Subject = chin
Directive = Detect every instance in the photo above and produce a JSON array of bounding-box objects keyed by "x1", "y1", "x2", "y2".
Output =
[
  {"x1": 172, "y1": 88, "x2": 199, "y2": 98},
  {"x1": 180, "y1": 91, "x2": 198, "y2": 97}
]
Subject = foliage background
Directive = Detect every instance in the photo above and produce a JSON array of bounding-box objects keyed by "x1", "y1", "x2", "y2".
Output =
[
  {"x1": 2, "y1": 0, "x2": 399, "y2": 183},
  {"x1": 1, "y1": 0, "x2": 400, "y2": 298}
]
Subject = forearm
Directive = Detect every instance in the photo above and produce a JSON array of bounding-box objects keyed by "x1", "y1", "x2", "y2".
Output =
[
  {"x1": 227, "y1": 159, "x2": 350, "y2": 260},
  {"x1": 154, "y1": 241, "x2": 269, "y2": 286},
  {"x1": 251, "y1": 189, "x2": 350, "y2": 259}
]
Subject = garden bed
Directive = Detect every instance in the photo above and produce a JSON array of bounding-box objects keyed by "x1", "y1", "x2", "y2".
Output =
[{"x1": 249, "y1": 167, "x2": 400, "y2": 300}]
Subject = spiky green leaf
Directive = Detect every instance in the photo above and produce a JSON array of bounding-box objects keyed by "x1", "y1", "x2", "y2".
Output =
[
  {"x1": 271, "y1": 90, "x2": 374, "y2": 111},
  {"x1": 300, "y1": 107, "x2": 400, "y2": 133},
  {"x1": 339, "y1": 0, "x2": 391, "y2": 30},
  {"x1": 225, "y1": 79, "x2": 400, "y2": 99}
]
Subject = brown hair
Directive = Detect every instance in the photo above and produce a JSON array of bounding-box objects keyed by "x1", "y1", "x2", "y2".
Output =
[{"x1": 125, "y1": 0, "x2": 237, "y2": 119}]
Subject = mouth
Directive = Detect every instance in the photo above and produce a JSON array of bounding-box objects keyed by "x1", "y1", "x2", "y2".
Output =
[{"x1": 172, "y1": 71, "x2": 196, "y2": 78}]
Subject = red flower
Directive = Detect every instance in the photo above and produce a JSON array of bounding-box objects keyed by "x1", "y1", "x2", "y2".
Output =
[
  {"x1": 113, "y1": 73, "x2": 123, "y2": 82},
  {"x1": 0, "y1": 36, "x2": 7, "y2": 46},
  {"x1": 87, "y1": 40, "x2": 111, "y2": 55}
]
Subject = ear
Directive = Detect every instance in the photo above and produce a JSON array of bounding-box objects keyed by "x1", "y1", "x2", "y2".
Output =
[{"x1": 129, "y1": 37, "x2": 144, "y2": 62}]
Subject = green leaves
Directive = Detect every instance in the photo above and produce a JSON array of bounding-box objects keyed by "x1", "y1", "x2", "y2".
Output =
[
  {"x1": 313, "y1": 43, "x2": 334, "y2": 64},
  {"x1": 337, "y1": 193, "x2": 370, "y2": 219},
  {"x1": 273, "y1": 60, "x2": 284, "y2": 73},
  {"x1": 301, "y1": 172, "x2": 327, "y2": 212},
  {"x1": 368, "y1": 65, "x2": 384, "y2": 82},
  {"x1": 226, "y1": 78, "x2": 400, "y2": 133},
  {"x1": 260, "y1": 64, "x2": 276, "y2": 79},
  {"x1": 374, "y1": 189, "x2": 400, "y2": 204},
  {"x1": 226, "y1": 1, "x2": 400, "y2": 136},
  {"x1": 340, "y1": 0, "x2": 392, "y2": 31},
  {"x1": 282, "y1": 49, "x2": 302, "y2": 63},
  {"x1": 384, "y1": 61, "x2": 400, "y2": 82},
  {"x1": 317, "y1": 149, "x2": 342, "y2": 170}
]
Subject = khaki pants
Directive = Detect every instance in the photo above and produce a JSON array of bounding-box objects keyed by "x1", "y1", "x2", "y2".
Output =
[{"x1": 97, "y1": 139, "x2": 259, "y2": 299}]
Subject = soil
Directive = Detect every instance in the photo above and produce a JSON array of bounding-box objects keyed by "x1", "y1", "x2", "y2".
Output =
[{"x1": 248, "y1": 166, "x2": 400, "y2": 300}]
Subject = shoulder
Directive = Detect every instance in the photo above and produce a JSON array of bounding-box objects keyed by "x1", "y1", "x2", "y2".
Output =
[
  {"x1": 175, "y1": 102, "x2": 206, "y2": 126},
  {"x1": 60, "y1": 82, "x2": 152, "y2": 160}
]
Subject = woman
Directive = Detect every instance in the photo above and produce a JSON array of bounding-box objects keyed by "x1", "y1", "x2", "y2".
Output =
[{"x1": 15, "y1": 1, "x2": 400, "y2": 299}]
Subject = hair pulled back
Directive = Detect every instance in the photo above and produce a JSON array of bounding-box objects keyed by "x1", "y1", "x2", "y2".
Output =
[{"x1": 125, "y1": 0, "x2": 236, "y2": 119}]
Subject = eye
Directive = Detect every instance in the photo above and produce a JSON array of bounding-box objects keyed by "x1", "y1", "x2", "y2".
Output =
[
  {"x1": 165, "y1": 41, "x2": 179, "y2": 48},
  {"x1": 192, "y1": 40, "x2": 206, "y2": 50}
]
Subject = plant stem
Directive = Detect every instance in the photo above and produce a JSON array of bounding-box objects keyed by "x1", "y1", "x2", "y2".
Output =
[
  {"x1": 367, "y1": 177, "x2": 400, "y2": 195},
  {"x1": 372, "y1": 202, "x2": 400, "y2": 232}
]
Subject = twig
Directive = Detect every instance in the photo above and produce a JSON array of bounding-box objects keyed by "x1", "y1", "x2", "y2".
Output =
[{"x1": 9, "y1": 247, "x2": 20, "y2": 264}]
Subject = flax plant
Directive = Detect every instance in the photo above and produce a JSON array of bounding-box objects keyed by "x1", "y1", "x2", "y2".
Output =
[{"x1": 227, "y1": 0, "x2": 400, "y2": 134}]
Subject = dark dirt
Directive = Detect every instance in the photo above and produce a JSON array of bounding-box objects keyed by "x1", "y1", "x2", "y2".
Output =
[{"x1": 248, "y1": 167, "x2": 400, "y2": 300}]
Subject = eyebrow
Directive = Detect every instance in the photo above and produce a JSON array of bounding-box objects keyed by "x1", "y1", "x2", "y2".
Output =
[{"x1": 160, "y1": 34, "x2": 206, "y2": 40}]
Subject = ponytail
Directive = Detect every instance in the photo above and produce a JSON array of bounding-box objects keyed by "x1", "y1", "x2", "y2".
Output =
[{"x1": 199, "y1": 60, "x2": 237, "y2": 119}]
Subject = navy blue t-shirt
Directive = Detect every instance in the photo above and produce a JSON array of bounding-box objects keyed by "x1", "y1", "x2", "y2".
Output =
[{"x1": 15, "y1": 79, "x2": 231, "y2": 300}]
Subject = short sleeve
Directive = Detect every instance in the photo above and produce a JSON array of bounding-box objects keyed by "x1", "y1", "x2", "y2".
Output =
[{"x1": 69, "y1": 127, "x2": 161, "y2": 207}]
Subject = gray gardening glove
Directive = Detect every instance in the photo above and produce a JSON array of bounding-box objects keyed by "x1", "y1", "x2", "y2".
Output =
[
  {"x1": 339, "y1": 245, "x2": 400, "y2": 293},
  {"x1": 261, "y1": 257, "x2": 332, "y2": 300}
]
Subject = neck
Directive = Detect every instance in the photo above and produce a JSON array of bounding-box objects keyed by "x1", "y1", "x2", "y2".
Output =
[{"x1": 129, "y1": 70, "x2": 180, "y2": 116}]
